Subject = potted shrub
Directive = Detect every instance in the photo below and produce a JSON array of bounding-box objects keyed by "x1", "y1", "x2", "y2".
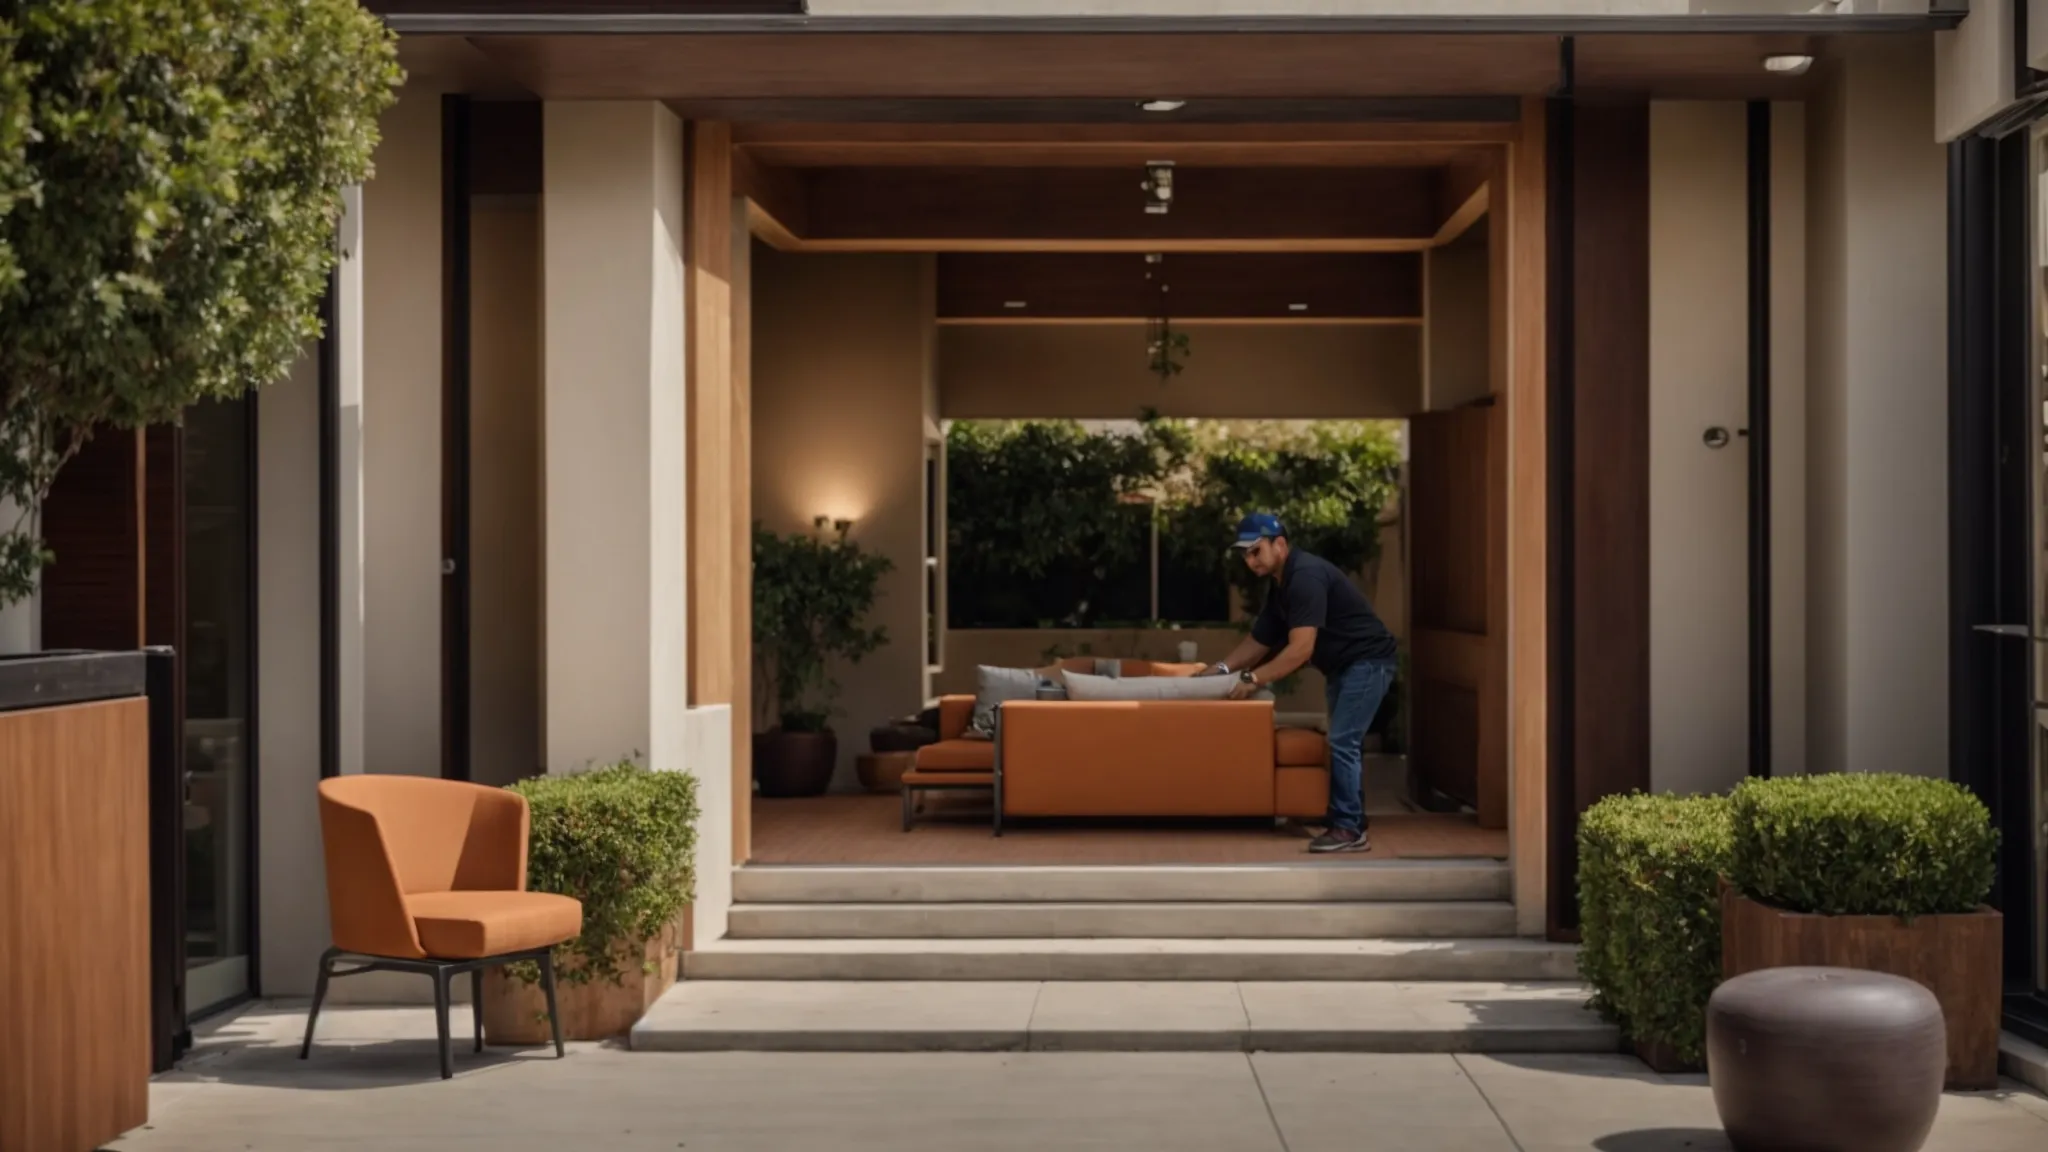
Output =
[
  {"x1": 751, "y1": 517, "x2": 892, "y2": 797},
  {"x1": 482, "y1": 761, "x2": 698, "y2": 1044},
  {"x1": 1577, "y1": 791, "x2": 1733, "y2": 1072},
  {"x1": 1722, "y1": 772, "x2": 2001, "y2": 1089}
]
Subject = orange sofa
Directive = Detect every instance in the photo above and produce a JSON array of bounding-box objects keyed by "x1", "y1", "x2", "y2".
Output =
[{"x1": 903, "y1": 660, "x2": 1330, "y2": 834}]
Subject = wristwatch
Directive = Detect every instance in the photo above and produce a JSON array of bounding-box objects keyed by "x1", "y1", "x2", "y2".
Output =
[{"x1": 1238, "y1": 669, "x2": 1258, "y2": 686}]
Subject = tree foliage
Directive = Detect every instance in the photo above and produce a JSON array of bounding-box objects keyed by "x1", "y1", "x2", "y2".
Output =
[
  {"x1": 0, "y1": 0, "x2": 402, "y2": 608},
  {"x1": 752, "y1": 518, "x2": 894, "y2": 733}
]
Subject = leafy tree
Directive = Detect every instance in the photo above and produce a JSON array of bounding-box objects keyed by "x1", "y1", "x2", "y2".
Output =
[
  {"x1": 944, "y1": 417, "x2": 1188, "y2": 627},
  {"x1": 752, "y1": 518, "x2": 893, "y2": 733},
  {"x1": 0, "y1": 0, "x2": 402, "y2": 608}
]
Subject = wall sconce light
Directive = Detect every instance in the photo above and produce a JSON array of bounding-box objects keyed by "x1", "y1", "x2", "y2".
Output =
[{"x1": 1141, "y1": 161, "x2": 1175, "y2": 215}]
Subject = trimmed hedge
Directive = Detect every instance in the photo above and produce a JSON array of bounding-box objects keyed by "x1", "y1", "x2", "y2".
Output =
[
  {"x1": 506, "y1": 761, "x2": 699, "y2": 988},
  {"x1": 1728, "y1": 773, "x2": 1997, "y2": 918},
  {"x1": 1577, "y1": 792, "x2": 1732, "y2": 1066}
]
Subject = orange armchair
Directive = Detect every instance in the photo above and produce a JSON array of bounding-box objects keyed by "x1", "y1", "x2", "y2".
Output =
[{"x1": 301, "y1": 775, "x2": 583, "y2": 1079}]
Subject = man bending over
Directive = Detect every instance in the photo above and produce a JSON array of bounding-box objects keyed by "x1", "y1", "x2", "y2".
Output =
[{"x1": 1200, "y1": 513, "x2": 1398, "y2": 854}]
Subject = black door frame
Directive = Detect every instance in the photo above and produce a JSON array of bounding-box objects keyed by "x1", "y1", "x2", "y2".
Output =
[{"x1": 1949, "y1": 120, "x2": 2048, "y2": 1050}]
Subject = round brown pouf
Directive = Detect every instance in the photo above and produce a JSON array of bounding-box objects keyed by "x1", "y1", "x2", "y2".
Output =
[
  {"x1": 1707, "y1": 966, "x2": 1945, "y2": 1152},
  {"x1": 856, "y1": 751, "x2": 916, "y2": 794}
]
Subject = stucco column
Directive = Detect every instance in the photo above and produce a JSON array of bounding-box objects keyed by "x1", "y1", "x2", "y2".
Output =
[
  {"x1": 1804, "y1": 38, "x2": 1950, "y2": 778},
  {"x1": 540, "y1": 102, "x2": 691, "y2": 779},
  {"x1": 335, "y1": 183, "x2": 368, "y2": 778}
]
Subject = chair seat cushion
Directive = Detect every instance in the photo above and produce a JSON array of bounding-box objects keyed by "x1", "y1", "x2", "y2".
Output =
[
  {"x1": 408, "y1": 890, "x2": 583, "y2": 960},
  {"x1": 915, "y1": 738, "x2": 996, "y2": 772},
  {"x1": 1275, "y1": 726, "x2": 1329, "y2": 767}
]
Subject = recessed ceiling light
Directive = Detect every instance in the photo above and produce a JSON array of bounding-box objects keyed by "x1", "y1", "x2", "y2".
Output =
[
  {"x1": 1762, "y1": 54, "x2": 1814, "y2": 75},
  {"x1": 1003, "y1": 300, "x2": 1028, "y2": 309},
  {"x1": 1288, "y1": 304, "x2": 1310, "y2": 312},
  {"x1": 1139, "y1": 99, "x2": 1187, "y2": 113}
]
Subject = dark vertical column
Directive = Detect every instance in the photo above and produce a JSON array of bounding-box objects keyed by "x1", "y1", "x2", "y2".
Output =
[
  {"x1": 1747, "y1": 101, "x2": 1773, "y2": 779},
  {"x1": 145, "y1": 645, "x2": 189, "y2": 1071},
  {"x1": 441, "y1": 94, "x2": 473, "y2": 783},
  {"x1": 1543, "y1": 87, "x2": 1578, "y2": 938}
]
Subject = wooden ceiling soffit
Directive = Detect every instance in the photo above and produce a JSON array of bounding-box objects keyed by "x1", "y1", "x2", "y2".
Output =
[
  {"x1": 1569, "y1": 33, "x2": 1821, "y2": 98},
  {"x1": 743, "y1": 166, "x2": 1447, "y2": 252},
  {"x1": 723, "y1": 122, "x2": 1517, "y2": 169},
  {"x1": 936, "y1": 252, "x2": 1422, "y2": 322},
  {"x1": 463, "y1": 33, "x2": 1563, "y2": 100}
]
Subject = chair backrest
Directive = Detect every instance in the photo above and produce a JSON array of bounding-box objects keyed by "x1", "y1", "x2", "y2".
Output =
[{"x1": 316, "y1": 775, "x2": 529, "y2": 958}]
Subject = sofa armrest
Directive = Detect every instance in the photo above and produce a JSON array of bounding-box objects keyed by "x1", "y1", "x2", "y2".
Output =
[{"x1": 936, "y1": 695, "x2": 975, "y2": 740}]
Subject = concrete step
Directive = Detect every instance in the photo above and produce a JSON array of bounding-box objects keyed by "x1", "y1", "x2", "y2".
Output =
[
  {"x1": 730, "y1": 861, "x2": 1510, "y2": 905},
  {"x1": 727, "y1": 900, "x2": 1517, "y2": 940},
  {"x1": 683, "y1": 937, "x2": 1581, "y2": 982},
  {"x1": 630, "y1": 979, "x2": 1618, "y2": 1054}
]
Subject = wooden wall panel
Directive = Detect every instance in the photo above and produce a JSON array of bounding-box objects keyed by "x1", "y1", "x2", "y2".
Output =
[
  {"x1": 1507, "y1": 99, "x2": 1549, "y2": 938},
  {"x1": 40, "y1": 429, "x2": 146, "y2": 652},
  {"x1": 1571, "y1": 103, "x2": 1652, "y2": 818},
  {"x1": 0, "y1": 697, "x2": 152, "y2": 1152}
]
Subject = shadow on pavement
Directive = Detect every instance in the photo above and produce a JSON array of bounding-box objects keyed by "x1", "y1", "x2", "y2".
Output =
[{"x1": 1592, "y1": 1129, "x2": 1732, "y2": 1151}]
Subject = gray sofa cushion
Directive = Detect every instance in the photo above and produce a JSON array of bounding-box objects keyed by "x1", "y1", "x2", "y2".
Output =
[
  {"x1": 1062, "y1": 670, "x2": 1239, "y2": 703},
  {"x1": 968, "y1": 665, "x2": 1047, "y2": 738}
]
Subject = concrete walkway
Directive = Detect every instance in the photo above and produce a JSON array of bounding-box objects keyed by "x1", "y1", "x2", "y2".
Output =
[{"x1": 108, "y1": 1003, "x2": 2048, "y2": 1152}]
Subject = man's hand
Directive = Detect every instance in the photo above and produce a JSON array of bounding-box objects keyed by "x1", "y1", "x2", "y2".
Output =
[
  {"x1": 1195, "y1": 662, "x2": 1229, "y2": 677},
  {"x1": 1226, "y1": 677, "x2": 1257, "y2": 700}
]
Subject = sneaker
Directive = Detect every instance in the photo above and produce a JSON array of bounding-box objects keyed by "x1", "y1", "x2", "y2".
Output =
[{"x1": 1307, "y1": 827, "x2": 1371, "y2": 854}]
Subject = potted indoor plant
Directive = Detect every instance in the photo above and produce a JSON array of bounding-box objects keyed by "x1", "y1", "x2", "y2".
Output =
[
  {"x1": 482, "y1": 760, "x2": 698, "y2": 1043},
  {"x1": 1577, "y1": 790, "x2": 1733, "y2": 1073},
  {"x1": 1721, "y1": 772, "x2": 2001, "y2": 1089},
  {"x1": 750, "y1": 517, "x2": 892, "y2": 798}
]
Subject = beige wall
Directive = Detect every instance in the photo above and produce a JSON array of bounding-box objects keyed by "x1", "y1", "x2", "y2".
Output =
[
  {"x1": 1806, "y1": 38, "x2": 1950, "y2": 778},
  {"x1": 938, "y1": 322, "x2": 1423, "y2": 419},
  {"x1": 469, "y1": 195, "x2": 543, "y2": 788},
  {"x1": 1425, "y1": 219, "x2": 1491, "y2": 411},
  {"x1": 753, "y1": 250, "x2": 933, "y2": 789},
  {"x1": 1648, "y1": 102, "x2": 1751, "y2": 798},
  {"x1": 1647, "y1": 100, "x2": 1810, "y2": 798},
  {"x1": 1936, "y1": 0, "x2": 2013, "y2": 141},
  {"x1": 256, "y1": 347, "x2": 325, "y2": 997},
  {"x1": 361, "y1": 84, "x2": 444, "y2": 778}
]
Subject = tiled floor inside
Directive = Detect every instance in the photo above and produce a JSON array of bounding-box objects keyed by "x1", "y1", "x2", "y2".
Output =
[{"x1": 749, "y1": 761, "x2": 1508, "y2": 865}]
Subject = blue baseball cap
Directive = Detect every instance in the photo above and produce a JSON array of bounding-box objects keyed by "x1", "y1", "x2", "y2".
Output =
[{"x1": 1231, "y1": 512, "x2": 1285, "y2": 549}]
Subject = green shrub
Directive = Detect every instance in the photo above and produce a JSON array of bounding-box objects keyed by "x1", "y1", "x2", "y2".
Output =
[
  {"x1": 506, "y1": 761, "x2": 699, "y2": 988},
  {"x1": 1577, "y1": 792, "x2": 1732, "y2": 1066},
  {"x1": 1729, "y1": 773, "x2": 1998, "y2": 919}
]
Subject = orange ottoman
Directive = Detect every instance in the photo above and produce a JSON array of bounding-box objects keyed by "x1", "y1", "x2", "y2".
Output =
[{"x1": 1274, "y1": 727, "x2": 1329, "y2": 819}]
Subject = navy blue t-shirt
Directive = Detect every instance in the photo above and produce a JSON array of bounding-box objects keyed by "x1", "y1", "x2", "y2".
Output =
[{"x1": 1250, "y1": 550, "x2": 1397, "y2": 675}]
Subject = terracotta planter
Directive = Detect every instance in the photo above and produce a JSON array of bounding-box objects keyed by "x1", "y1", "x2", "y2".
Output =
[
  {"x1": 481, "y1": 914, "x2": 685, "y2": 1045},
  {"x1": 1720, "y1": 884, "x2": 2002, "y2": 1090},
  {"x1": 857, "y1": 751, "x2": 915, "y2": 794},
  {"x1": 753, "y1": 730, "x2": 837, "y2": 797},
  {"x1": 1630, "y1": 1037, "x2": 1702, "y2": 1075}
]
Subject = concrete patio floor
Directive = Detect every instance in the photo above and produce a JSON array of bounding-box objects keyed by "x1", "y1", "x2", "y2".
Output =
[{"x1": 108, "y1": 1003, "x2": 2048, "y2": 1152}]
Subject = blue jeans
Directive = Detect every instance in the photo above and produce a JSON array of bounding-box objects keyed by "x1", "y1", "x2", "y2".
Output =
[{"x1": 1324, "y1": 658, "x2": 1397, "y2": 834}]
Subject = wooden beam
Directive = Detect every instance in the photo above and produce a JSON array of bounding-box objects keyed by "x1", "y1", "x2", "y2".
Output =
[
  {"x1": 1507, "y1": 97, "x2": 1547, "y2": 939},
  {"x1": 468, "y1": 33, "x2": 1564, "y2": 101},
  {"x1": 731, "y1": 145, "x2": 808, "y2": 245},
  {"x1": 686, "y1": 121, "x2": 735, "y2": 715},
  {"x1": 729, "y1": 122, "x2": 1514, "y2": 169},
  {"x1": 800, "y1": 166, "x2": 1440, "y2": 249},
  {"x1": 729, "y1": 196, "x2": 753, "y2": 865},
  {"x1": 936, "y1": 252, "x2": 1422, "y2": 321}
]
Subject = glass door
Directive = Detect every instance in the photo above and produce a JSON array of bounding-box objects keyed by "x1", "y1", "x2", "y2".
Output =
[{"x1": 181, "y1": 395, "x2": 255, "y2": 1015}]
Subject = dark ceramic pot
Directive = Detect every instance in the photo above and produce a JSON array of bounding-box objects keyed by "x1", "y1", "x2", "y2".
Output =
[
  {"x1": 868, "y1": 723, "x2": 938, "y2": 754},
  {"x1": 1706, "y1": 966, "x2": 1945, "y2": 1152},
  {"x1": 753, "y1": 730, "x2": 837, "y2": 798}
]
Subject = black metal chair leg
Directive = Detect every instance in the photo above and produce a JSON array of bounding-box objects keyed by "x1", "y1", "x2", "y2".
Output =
[
  {"x1": 537, "y1": 949, "x2": 565, "y2": 1058},
  {"x1": 471, "y1": 967, "x2": 485, "y2": 1053},
  {"x1": 299, "y1": 947, "x2": 339, "y2": 1060},
  {"x1": 432, "y1": 968, "x2": 454, "y2": 1080}
]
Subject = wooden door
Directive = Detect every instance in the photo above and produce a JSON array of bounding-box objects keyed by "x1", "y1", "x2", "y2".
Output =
[{"x1": 1407, "y1": 401, "x2": 1507, "y2": 829}]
